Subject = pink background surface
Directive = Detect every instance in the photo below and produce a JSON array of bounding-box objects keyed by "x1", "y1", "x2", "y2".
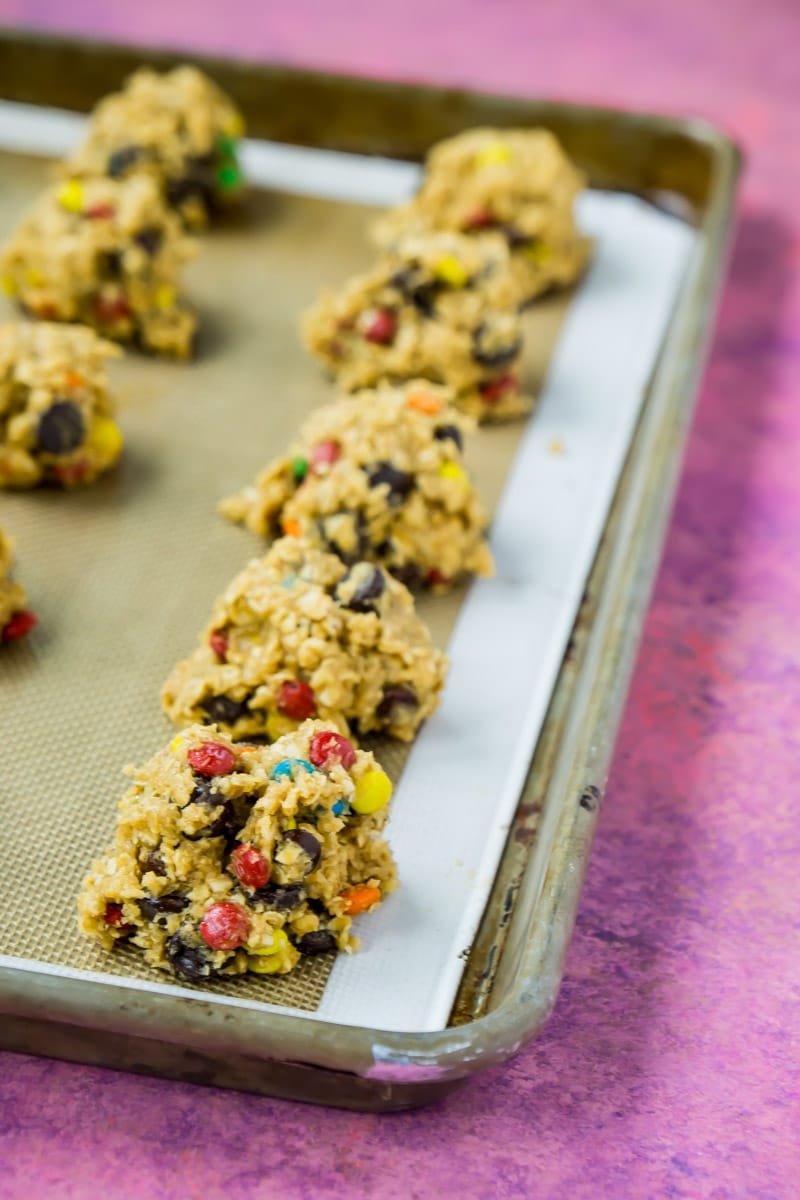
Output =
[{"x1": 1, "y1": 2, "x2": 798, "y2": 1197}]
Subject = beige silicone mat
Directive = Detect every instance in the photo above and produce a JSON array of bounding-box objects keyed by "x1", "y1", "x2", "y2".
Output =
[{"x1": 0, "y1": 152, "x2": 573, "y2": 1012}]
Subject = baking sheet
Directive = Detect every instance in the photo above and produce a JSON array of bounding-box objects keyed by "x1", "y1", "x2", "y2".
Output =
[{"x1": 0, "y1": 102, "x2": 696, "y2": 1033}]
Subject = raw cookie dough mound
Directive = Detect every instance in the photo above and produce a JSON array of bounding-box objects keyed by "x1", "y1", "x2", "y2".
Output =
[
  {"x1": 372, "y1": 128, "x2": 590, "y2": 308},
  {"x1": 0, "y1": 528, "x2": 36, "y2": 642},
  {"x1": 220, "y1": 381, "x2": 494, "y2": 589},
  {"x1": 163, "y1": 536, "x2": 447, "y2": 742},
  {"x1": 1, "y1": 175, "x2": 197, "y2": 357},
  {"x1": 65, "y1": 65, "x2": 245, "y2": 228},
  {"x1": 78, "y1": 720, "x2": 398, "y2": 981},
  {"x1": 303, "y1": 230, "x2": 531, "y2": 422},
  {"x1": 0, "y1": 322, "x2": 123, "y2": 488}
]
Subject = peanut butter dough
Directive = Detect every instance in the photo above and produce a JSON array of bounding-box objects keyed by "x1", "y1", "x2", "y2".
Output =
[
  {"x1": 372, "y1": 128, "x2": 590, "y2": 307},
  {"x1": 1, "y1": 175, "x2": 196, "y2": 358},
  {"x1": 162, "y1": 536, "x2": 447, "y2": 742},
  {"x1": 220, "y1": 380, "x2": 494, "y2": 589},
  {"x1": 78, "y1": 720, "x2": 398, "y2": 982},
  {"x1": 0, "y1": 322, "x2": 122, "y2": 488}
]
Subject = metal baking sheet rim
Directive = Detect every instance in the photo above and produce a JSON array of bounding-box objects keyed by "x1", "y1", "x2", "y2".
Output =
[{"x1": 0, "y1": 33, "x2": 741, "y2": 1109}]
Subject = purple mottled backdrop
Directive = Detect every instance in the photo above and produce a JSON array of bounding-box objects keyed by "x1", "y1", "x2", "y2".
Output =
[{"x1": 1, "y1": 2, "x2": 798, "y2": 1197}]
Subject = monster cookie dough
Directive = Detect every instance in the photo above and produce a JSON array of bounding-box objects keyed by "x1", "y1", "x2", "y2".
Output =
[
  {"x1": 0, "y1": 323, "x2": 123, "y2": 488},
  {"x1": 1, "y1": 176, "x2": 196, "y2": 357},
  {"x1": 0, "y1": 528, "x2": 36, "y2": 642},
  {"x1": 162, "y1": 536, "x2": 447, "y2": 742},
  {"x1": 303, "y1": 231, "x2": 531, "y2": 422},
  {"x1": 65, "y1": 65, "x2": 245, "y2": 228},
  {"x1": 220, "y1": 381, "x2": 494, "y2": 589},
  {"x1": 373, "y1": 128, "x2": 590, "y2": 308},
  {"x1": 78, "y1": 720, "x2": 398, "y2": 981}
]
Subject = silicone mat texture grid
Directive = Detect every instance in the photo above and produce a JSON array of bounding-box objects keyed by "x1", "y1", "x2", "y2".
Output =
[{"x1": 0, "y1": 151, "x2": 569, "y2": 1013}]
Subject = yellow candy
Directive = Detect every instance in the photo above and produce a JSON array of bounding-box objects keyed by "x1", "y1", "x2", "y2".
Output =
[
  {"x1": 170, "y1": 735, "x2": 185, "y2": 752},
  {"x1": 155, "y1": 285, "x2": 175, "y2": 311},
  {"x1": 523, "y1": 240, "x2": 551, "y2": 264},
  {"x1": 87, "y1": 416, "x2": 124, "y2": 466},
  {"x1": 224, "y1": 112, "x2": 245, "y2": 140},
  {"x1": 352, "y1": 769, "x2": 392, "y2": 815},
  {"x1": 434, "y1": 255, "x2": 469, "y2": 288},
  {"x1": 474, "y1": 142, "x2": 512, "y2": 168},
  {"x1": 1, "y1": 275, "x2": 17, "y2": 296},
  {"x1": 438, "y1": 461, "x2": 467, "y2": 484},
  {"x1": 24, "y1": 268, "x2": 45, "y2": 287},
  {"x1": 283, "y1": 817, "x2": 297, "y2": 830},
  {"x1": 248, "y1": 928, "x2": 289, "y2": 974},
  {"x1": 266, "y1": 711, "x2": 297, "y2": 741},
  {"x1": 58, "y1": 180, "x2": 84, "y2": 213}
]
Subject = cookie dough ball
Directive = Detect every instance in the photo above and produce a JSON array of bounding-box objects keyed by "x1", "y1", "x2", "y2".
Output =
[
  {"x1": 303, "y1": 231, "x2": 530, "y2": 422},
  {"x1": 162, "y1": 536, "x2": 448, "y2": 742},
  {"x1": 78, "y1": 720, "x2": 398, "y2": 981},
  {"x1": 372, "y1": 128, "x2": 590, "y2": 307},
  {"x1": 220, "y1": 380, "x2": 494, "y2": 589},
  {"x1": 0, "y1": 528, "x2": 36, "y2": 642},
  {"x1": 65, "y1": 65, "x2": 245, "y2": 228},
  {"x1": 0, "y1": 323, "x2": 123, "y2": 488},
  {"x1": 1, "y1": 176, "x2": 196, "y2": 358}
]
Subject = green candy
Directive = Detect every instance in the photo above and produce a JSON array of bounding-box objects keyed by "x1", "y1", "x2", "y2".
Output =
[
  {"x1": 216, "y1": 162, "x2": 242, "y2": 192},
  {"x1": 291, "y1": 456, "x2": 309, "y2": 482}
]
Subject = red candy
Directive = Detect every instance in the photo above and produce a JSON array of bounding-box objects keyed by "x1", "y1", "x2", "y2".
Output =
[
  {"x1": 53, "y1": 458, "x2": 90, "y2": 485},
  {"x1": 463, "y1": 206, "x2": 496, "y2": 230},
  {"x1": 426, "y1": 568, "x2": 451, "y2": 588},
  {"x1": 277, "y1": 680, "x2": 317, "y2": 720},
  {"x1": 230, "y1": 843, "x2": 270, "y2": 890},
  {"x1": 1, "y1": 609, "x2": 38, "y2": 642},
  {"x1": 363, "y1": 308, "x2": 397, "y2": 344},
  {"x1": 199, "y1": 902, "x2": 250, "y2": 951},
  {"x1": 309, "y1": 731, "x2": 356, "y2": 771},
  {"x1": 84, "y1": 203, "x2": 116, "y2": 220},
  {"x1": 95, "y1": 294, "x2": 132, "y2": 323},
  {"x1": 310, "y1": 440, "x2": 341, "y2": 471},
  {"x1": 187, "y1": 741, "x2": 236, "y2": 776},
  {"x1": 479, "y1": 372, "x2": 518, "y2": 405},
  {"x1": 209, "y1": 630, "x2": 228, "y2": 661},
  {"x1": 104, "y1": 902, "x2": 131, "y2": 930}
]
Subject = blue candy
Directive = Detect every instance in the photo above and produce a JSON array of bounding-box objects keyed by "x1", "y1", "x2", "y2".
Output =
[
  {"x1": 332, "y1": 800, "x2": 350, "y2": 817},
  {"x1": 271, "y1": 758, "x2": 315, "y2": 780}
]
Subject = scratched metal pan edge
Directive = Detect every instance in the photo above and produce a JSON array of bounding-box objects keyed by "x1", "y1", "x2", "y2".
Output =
[{"x1": 0, "y1": 30, "x2": 740, "y2": 1110}]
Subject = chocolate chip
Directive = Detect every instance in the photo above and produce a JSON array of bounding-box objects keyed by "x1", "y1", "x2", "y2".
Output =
[
  {"x1": 376, "y1": 684, "x2": 419, "y2": 721},
  {"x1": 166, "y1": 932, "x2": 211, "y2": 981},
  {"x1": 36, "y1": 401, "x2": 85, "y2": 454},
  {"x1": 107, "y1": 145, "x2": 142, "y2": 178},
  {"x1": 138, "y1": 894, "x2": 188, "y2": 921},
  {"x1": 141, "y1": 850, "x2": 166, "y2": 877},
  {"x1": 391, "y1": 267, "x2": 440, "y2": 316},
  {"x1": 501, "y1": 224, "x2": 530, "y2": 248},
  {"x1": 134, "y1": 225, "x2": 163, "y2": 255},
  {"x1": 166, "y1": 175, "x2": 214, "y2": 213},
  {"x1": 296, "y1": 930, "x2": 337, "y2": 956},
  {"x1": 472, "y1": 321, "x2": 522, "y2": 368},
  {"x1": 318, "y1": 511, "x2": 368, "y2": 566},
  {"x1": 367, "y1": 462, "x2": 415, "y2": 506},
  {"x1": 102, "y1": 249, "x2": 124, "y2": 279},
  {"x1": 190, "y1": 777, "x2": 222, "y2": 806},
  {"x1": 185, "y1": 778, "x2": 235, "y2": 839},
  {"x1": 433, "y1": 423, "x2": 464, "y2": 453},
  {"x1": 202, "y1": 694, "x2": 249, "y2": 725},
  {"x1": 335, "y1": 565, "x2": 386, "y2": 613},
  {"x1": 283, "y1": 828, "x2": 321, "y2": 871},
  {"x1": 389, "y1": 563, "x2": 421, "y2": 589},
  {"x1": 250, "y1": 883, "x2": 305, "y2": 911}
]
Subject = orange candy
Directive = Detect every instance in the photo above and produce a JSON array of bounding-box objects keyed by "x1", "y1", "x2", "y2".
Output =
[
  {"x1": 406, "y1": 390, "x2": 442, "y2": 415},
  {"x1": 339, "y1": 884, "x2": 381, "y2": 915},
  {"x1": 65, "y1": 370, "x2": 86, "y2": 389},
  {"x1": 282, "y1": 517, "x2": 301, "y2": 537}
]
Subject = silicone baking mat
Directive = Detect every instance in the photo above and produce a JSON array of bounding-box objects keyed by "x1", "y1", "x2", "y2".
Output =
[{"x1": 0, "y1": 103, "x2": 696, "y2": 1031}]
